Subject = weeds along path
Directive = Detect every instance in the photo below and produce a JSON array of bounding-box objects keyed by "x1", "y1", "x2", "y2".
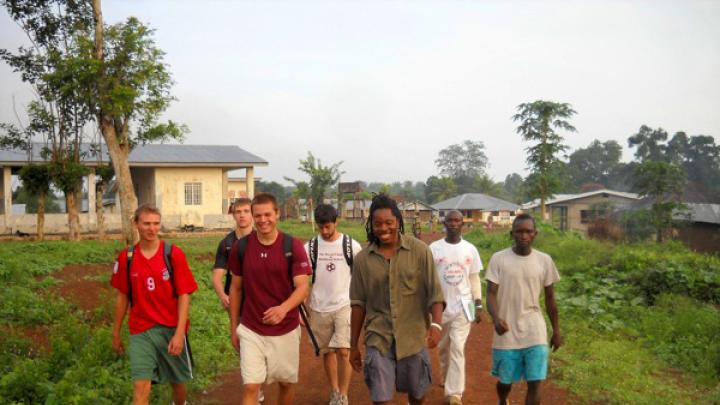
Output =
[{"x1": 47, "y1": 263, "x2": 114, "y2": 313}]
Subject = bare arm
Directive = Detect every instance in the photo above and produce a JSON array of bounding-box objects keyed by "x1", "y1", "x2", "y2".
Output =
[
  {"x1": 486, "y1": 280, "x2": 509, "y2": 335},
  {"x1": 544, "y1": 284, "x2": 562, "y2": 351},
  {"x1": 111, "y1": 291, "x2": 129, "y2": 354},
  {"x1": 229, "y1": 274, "x2": 243, "y2": 351},
  {"x1": 262, "y1": 274, "x2": 310, "y2": 325},
  {"x1": 211, "y1": 268, "x2": 230, "y2": 309},
  {"x1": 168, "y1": 294, "x2": 190, "y2": 355},
  {"x1": 350, "y1": 305, "x2": 366, "y2": 372}
]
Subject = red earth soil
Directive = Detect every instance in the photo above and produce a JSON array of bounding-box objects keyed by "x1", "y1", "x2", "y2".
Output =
[
  {"x1": 47, "y1": 263, "x2": 114, "y2": 312},
  {"x1": 198, "y1": 231, "x2": 569, "y2": 405}
]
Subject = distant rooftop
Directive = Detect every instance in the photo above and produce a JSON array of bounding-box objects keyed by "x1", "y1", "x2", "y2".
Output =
[
  {"x1": 0, "y1": 143, "x2": 267, "y2": 168},
  {"x1": 522, "y1": 189, "x2": 639, "y2": 209},
  {"x1": 433, "y1": 193, "x2": 520, "y2": 211}
]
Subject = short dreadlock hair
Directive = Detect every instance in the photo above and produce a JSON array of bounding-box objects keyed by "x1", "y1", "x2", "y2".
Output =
[{"x1": 365, "y1": 193, "x2": 404, "y2": 245}]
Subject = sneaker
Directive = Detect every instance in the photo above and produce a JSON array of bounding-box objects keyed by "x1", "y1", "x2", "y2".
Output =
[
  {"x1": 447, "y1": 396, "x2": 462, "y2": 405},
  {"x1": 329, "y1": 389, "x2": 340, "y2": 405},
  {"x1": 338, "y1": 394, "x2": 349, "y2": 405},
  {"x1": 258, "y1": 388, "x2": 265, "y2": 403}
]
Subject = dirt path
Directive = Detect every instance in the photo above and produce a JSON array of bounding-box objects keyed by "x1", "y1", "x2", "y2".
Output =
[
  {"x1": 47, "y1": 263, "x2": 114, "y2": 312},
  {"x1": 197, "y1": 321, "x2": 568, "y2": 404}
]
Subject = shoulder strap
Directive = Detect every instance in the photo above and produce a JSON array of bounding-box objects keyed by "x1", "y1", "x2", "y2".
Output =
[
  {"x1": 342, "y1": 234, "x2": 354, "y2": 270},
  {"x1": 309, "y1": 236, "x2": 318, "y2": 282},
  {"x1": 126, "y1": 246, "x2": 135, "y2": 306},
  {"x1": 283, "y1": 233, "x2": 294, "y2": 283},
  {"x1": 163, "y1": 242, "x2": 176, "y2": 297}
]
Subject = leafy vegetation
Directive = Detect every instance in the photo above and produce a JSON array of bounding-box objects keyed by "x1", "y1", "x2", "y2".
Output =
[{"x1": 1, "y1": 223, "x2": 718, "y2": 403}]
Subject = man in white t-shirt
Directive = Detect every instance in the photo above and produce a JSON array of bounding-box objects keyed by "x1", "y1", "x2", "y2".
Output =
[
  {"x1": 305, "y1": 204, "x2": 362, "y2": 405},
  {"x1": 430, "y1": 210, "x2": 483, "y2": 405},
  {"x1": 486, "y1": 213, "x2": 562, "y2": 405}
]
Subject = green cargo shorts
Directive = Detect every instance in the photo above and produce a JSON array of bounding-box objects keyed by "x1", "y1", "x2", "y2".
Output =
[{"x1": 128, "y1": 325, "x2": 193, "y2": 384}]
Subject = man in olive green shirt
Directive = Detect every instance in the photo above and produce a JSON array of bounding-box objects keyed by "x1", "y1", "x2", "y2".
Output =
[{"x1": 350, "y1": 194, "x2": 445, "y2": 405}]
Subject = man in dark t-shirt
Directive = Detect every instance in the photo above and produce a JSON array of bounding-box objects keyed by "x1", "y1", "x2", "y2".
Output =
[
  {"x1": 212, "y1": 198, "x2": 253, "y2": 310},
  {"x1": 227, "y1": 193, "x2": 311, "y2": 405}
]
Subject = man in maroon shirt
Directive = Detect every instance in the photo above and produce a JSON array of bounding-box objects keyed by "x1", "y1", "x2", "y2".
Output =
[
  {"x1": 111, "y1": 204, "x2": 198, "y2": 405},
  {"x1": 228, "y1": 193, "x2": 311, "y2": 405}
]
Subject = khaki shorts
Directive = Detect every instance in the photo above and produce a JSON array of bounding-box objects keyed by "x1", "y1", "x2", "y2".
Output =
[
  {"x1": 308, "y1": 306, "x2": 351, "y2": 354},
  {"x1": 237, "y1": 323, "x2": 301, "y2": 385}
]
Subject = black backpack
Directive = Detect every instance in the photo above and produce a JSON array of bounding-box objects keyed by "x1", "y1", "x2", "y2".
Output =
[
  {"x1": 308, "y1": 234, "x2": 354, "y2": 283},
  {"x1": 126, "y1": 242, "x2": 175, "y2": 306},
  {"x1": 223, "y1": 233, "x2": 295, "y2": 297}
]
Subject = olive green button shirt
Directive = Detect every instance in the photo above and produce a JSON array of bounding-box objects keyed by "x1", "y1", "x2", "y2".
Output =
[{"x1": 350, "y1": 233, "x2": 445, "y2": 360}]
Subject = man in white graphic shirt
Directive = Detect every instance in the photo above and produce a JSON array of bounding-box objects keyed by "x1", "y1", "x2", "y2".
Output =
[
  {"x1": 429, "y1": 210, "x2": 484, "y2": 405},
  {"x1": 305, "y1": 204, "x2": 362, "y2": 405}
]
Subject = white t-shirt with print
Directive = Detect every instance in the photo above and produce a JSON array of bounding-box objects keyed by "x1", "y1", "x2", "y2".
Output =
[
  {"x1": 430, "y1": 238, "x2": 483, "y2": 323},
  {"x1": 305, "y1": 234, "x2": 362, "y2": 313},
  {"x1": 485, "y1": 247, "x2": 560, "y2": 349}
]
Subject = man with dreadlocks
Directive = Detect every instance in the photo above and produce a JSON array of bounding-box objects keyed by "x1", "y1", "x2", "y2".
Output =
[{"x1": 349, "y1": 194, "x2": 445, "y2": 405}]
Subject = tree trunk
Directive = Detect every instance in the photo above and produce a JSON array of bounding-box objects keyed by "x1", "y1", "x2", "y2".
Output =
[
  {"x1": 96, "y1": 183, "x2": 106, "y2": 240},
  {"x1": 65, "y1": 191, "x2": 80, "y2": 240},
  {"x1": 37, "y1": 190, "x2": 45, "y2": 241},
  {"x1": 93, "y1": 0, "x2": 137, "y2": 246}
]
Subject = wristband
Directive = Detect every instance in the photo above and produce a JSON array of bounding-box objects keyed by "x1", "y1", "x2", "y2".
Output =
[
  {"x1": 476, "y1": 305, "x2": 483, "y2": 309},
  {"x1": 430, "y1": 322, "x2": 443, "y2": 331}
]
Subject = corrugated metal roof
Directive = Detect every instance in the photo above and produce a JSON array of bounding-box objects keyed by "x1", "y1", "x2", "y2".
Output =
[
  {"x1": 522, "y1": 189, "x2": 639, "y2": 209},
  {"x1": 0, "y1": 143, "x2": 267, "y2": 167},
  {"x1": 685, "y1": 203, "x2": 720, "y2": 225},
  {"x1": 432, "y1": 193, "x2": 520, "y2": 211}
]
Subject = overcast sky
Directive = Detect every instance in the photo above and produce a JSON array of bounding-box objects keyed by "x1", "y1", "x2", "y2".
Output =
[{"x1": 1, "y1": 1, "x2": 719, "y2": 185}]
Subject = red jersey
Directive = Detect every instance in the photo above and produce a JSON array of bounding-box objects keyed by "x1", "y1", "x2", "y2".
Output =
[
  {"x1": 111, "y1": 241, "x2": 198, "y2": 334},
  {"x1": 227, "y1": 232, "x2": 311, "y2": 336}
]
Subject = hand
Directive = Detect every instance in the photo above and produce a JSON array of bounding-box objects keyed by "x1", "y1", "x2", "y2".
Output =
[
  {"x1": 262, "y1": 305, "x2": 288, "y2": 325},
  {"x1": 426, "y1": 325, "x2": 441, "y2": 348},
  {"x1": 167, "y1": 334, "x2": 185, "y2": 356},
  {"x1": 474, "y1": 309, "x2": 484, "y2": 324},
  {"x1": 220, "y1": 294, "x2": 230, "y2": 310},
  {"x1": 494, "y1": 318, "x2": 510, "y2": 335},
  {"x1": 350, "y1": 347, "x2": 363, "y2": 372},
  {"x1": 112, "y1": 331, "x2": 124, "y2": 354},
  {"x1": 231, "y1": 329, "x2": 240, "y2": 352},
  {"x1": 550, "y1": 332, "x2": 563, "y2": 352}
]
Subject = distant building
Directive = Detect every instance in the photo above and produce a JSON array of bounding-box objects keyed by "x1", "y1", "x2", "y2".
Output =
[
  {"x1": 398, "y1": 200, "x2": 438, "y2": 222},
  {"x1": 522, "y1": 189, "x2": 640, "y2": 232},
  {"x1": 0, "y1": 143, "x2": 267, "y2": 234},
  {"x1": 433, "y1": 193, "x2": 520, "y2": 226}
]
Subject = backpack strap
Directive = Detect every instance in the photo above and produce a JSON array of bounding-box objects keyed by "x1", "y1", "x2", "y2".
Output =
[
  {"x1": 309, "y1": 236, "x2": 318, "y2": 282},
  {"x1": 126, "y1": 246, "x2": 135, "y2": 306},
  {"x1": 342, "y1": 234, "x2": 354, "y2": 270},
  {"x1": 283, "y1": 233, "x2": 294, "y2": 282},
  {"x1": 222, "y1": 231, "x2": 237, "y2": 295},
  {"x1": 233, "y1": 235, "x2": 250, "y2": 312},
  {"x1": 163, "y1": 242, "x2": 176, "y2": 298}
]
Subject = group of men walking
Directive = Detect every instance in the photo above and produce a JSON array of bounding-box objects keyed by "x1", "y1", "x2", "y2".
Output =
[{"x1": 110, "y1": 192, "x2": 561, "y2": 405}]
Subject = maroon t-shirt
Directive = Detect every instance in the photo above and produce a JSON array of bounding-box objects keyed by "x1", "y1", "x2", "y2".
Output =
[{"x1": 227, "y1": 231, "x2": 311, "y2": 336}]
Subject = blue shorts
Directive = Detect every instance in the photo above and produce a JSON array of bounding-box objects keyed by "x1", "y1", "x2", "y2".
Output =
[{"x1": 491, "y1": 344, "x2": 548, "y2": 384}]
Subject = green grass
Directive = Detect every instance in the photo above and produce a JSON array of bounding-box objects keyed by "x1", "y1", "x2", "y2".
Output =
[{"x1": 1, "y1": 223, "x2": 719, "y2": 403}]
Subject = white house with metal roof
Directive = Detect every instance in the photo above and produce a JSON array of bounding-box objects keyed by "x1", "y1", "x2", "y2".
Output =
[
  {"x1": 0, "y1": 143, "x2": 267, "y2": 234},
  {"x1": 432, "y1": 193, "x2": 520, "y2": 225},
  {"x1": 522, "y1": 189, "x2": 640, "y2": 232}
]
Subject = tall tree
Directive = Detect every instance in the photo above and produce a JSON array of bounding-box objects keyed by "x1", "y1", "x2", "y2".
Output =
[
  {"x1": 435, "y1": 140, "x2": 488, "y2": 178},
  {"x1": 285, "y1": 151, "x2": 343, "y2": 207},
  {"x1": 567, "y1": 140, "x2": 623, "y2": 189},
  {"x1": 633, "y1": 161, "x2": 686, "y2": 243},
  {"x1": 502, "y1": 173, "x2": 524, "y2": 203},
  {"x1": 1, "y1": 1, "x2": 94, "y2": 240},
  {"x1": 425, "y1": 176, "x2": 457, "y2": 203},
  {"x1": 91, "y1": 0, "x2": 186, "y2": 245},
  {"x1": 628, "y1": 125, "x2": 669, "y2": 162},
  {"x1": 17, "y1": 164, "x2": 53, "y2": 239},
  {"x1": 513, "y1": 100, "x2": 576, "y2": 220}
]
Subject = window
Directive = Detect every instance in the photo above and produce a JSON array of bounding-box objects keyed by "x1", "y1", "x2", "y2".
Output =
[
  {"x1": 184, "y1": 182, "x2": 202, "y2": 205},
  {"x1": 581, "y1": 209, "x2": 606, "y2": 224}
]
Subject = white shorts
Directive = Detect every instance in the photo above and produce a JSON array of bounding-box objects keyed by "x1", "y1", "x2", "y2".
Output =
[{"x1": 237, "y1": 323, "x2": 301, "y2": 385}]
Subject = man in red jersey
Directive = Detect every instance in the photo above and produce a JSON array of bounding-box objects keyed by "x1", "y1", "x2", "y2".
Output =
[
  {"x1": 111, "y1": 204, "x2": 198, "y2": 405},
  {"x1": 228, "y1": 193, "x2": 311, "y2": 405}
]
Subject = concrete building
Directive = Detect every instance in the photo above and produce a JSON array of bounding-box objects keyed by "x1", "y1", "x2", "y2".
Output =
[
  {"x1": 433, "y1": 193, "x2": 520, "y2": 226},
  {"x1": 0, "y1": 143, "x2": 267, "y2": 234}
]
